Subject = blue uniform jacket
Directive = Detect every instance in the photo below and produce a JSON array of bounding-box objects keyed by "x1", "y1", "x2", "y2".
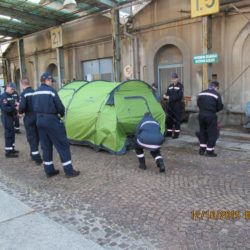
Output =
[
  {"x1": 197, "y1": 88, "x2": 224, "y2": 115},
  {"x1": 0, "y1": 92, "x2": 16, "y2": 116},
  {"x1": 33, "y1": 83, "x2": 65, "y2": 116},
  {"x1": 136, "y1": 113, "x2": 164, "y2": 149},
  {"x1": 19, "y1": 87, "x2": 35, "y2": 114},
  {"x1": 166, "y1": 82, "x2": 184, "y2": 104}
]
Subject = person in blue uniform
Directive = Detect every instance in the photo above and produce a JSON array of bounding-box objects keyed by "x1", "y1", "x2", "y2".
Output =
[
  {"x1": 197, "y1": 81, "x2": 224, "y2": 157},
  {"x1": 163, "y1": 72, "x2": 184, "y2": 139},
  {"x1": 134, "y1": 112, "x2": 165, "y2": 173},
  {"x1": 33, "y1": 72, "x2": 80, "y2": 178},
  {"x1": 19, "y1": 77, "x2": 43, "y2": 165},
  {"x1": 12, "y1": 87, "x2": 21, "y2": 134},
  {"x1": 0, "y1": 83, "x2": 19, "y2": 158}
]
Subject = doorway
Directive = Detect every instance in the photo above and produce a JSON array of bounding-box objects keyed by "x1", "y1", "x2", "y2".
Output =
[{"x1": 155, "y1": 44, "x2": 183, "y2": 96}]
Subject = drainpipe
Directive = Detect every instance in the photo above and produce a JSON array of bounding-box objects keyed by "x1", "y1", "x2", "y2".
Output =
[
  {"x1": 2, "y1": 57, "x2": 11, "y2": 84},
  {"x1": 123, "y1": 24, "x2": 140, "y2": 79}
]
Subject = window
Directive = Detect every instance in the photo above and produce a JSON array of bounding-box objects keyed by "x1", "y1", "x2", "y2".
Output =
[{"x1": 82, "y1": 58, "x2": 113, "y2": 81}]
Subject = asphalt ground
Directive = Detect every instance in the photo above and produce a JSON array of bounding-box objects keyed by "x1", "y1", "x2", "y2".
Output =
[{"x1": 0, "y1": 123, "x2": 250, "y2": 250}]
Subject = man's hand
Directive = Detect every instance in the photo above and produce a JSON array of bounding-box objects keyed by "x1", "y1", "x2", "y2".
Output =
[
  {"x1": 163, "y1": 94, "x2": 169, "y2": 100},
  {"x1": 15, "y1": 102, "x2": 20, "y2": 110}
]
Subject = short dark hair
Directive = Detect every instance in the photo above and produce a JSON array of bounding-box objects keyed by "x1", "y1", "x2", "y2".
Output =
[
  {"x1": 21, "y1": 77, "x2": 30, "y2": 86},
  {"x1": 210, "y1": 80, "x2": 219, "y2": 88}
]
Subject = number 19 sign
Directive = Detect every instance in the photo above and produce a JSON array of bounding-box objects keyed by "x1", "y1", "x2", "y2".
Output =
[{"x1": 191, "y1": 0, "x2": 219, "y2": 18}]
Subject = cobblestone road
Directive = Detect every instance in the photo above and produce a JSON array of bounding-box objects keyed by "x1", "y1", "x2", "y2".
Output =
[{"x1": 0, "y1": 124, "x2": 250, "y2": 250}]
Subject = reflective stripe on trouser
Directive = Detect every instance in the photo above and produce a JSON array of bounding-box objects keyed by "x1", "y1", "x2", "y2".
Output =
[
  {"x1": 14, "y1": 116, "x2": 20, "y2": 130},
  {"x1": 43, "y1": 161, "x2": 56, "y2": 174},
  {"x1": 24, "y1": 115, "x2": 41, "y2": 161},
  {"x1": 199, "y1": 114, "x2": 217, "y2": 149},
  {"x1": 31, "y1": 151, "x2": 42, "y2": 162},
  {"x1": 134, "y1": 141, "x2": 146, "y2": 166},
  {"x1": 1, "y1": 114, "x2": 15, "y2": 153},
  {"x1": 167, "y1": 105, "x2": 181, "y2": 131},
  {"x1": 150, "y1": 149, "x2": 162, "y2": 162},
  {"x1": 37, "y1": 115, "x2": 74, "y2": 175}
]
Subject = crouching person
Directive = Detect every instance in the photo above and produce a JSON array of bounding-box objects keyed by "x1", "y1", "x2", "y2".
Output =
[{"x1": 135, "y1": 112, "x2": 165, "y2": 173}]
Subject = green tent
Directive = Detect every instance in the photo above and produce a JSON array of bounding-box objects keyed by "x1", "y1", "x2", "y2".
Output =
[{"x1": 58, "y1": 80, "x2": 166, "y2": 154}]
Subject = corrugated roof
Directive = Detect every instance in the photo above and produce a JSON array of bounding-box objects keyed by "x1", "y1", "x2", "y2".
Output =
[{"x1": 0, "y1": 0, "x2": 145, "y2": 43}]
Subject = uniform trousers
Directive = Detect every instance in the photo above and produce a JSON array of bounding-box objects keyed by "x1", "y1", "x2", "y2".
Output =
[
  {"x1": 1, "y1": 114, "x2": 15, "y2": 153},
  {"x1": 23, "y1": 114, "x2": 41, "y2": 161},
  {"x1": 134, "y1": 141, "x2": 163, "y2": 162},
  {"x1": 167, "y1": 104, "x2": 181, "y2": 133},
  {"x1": 199, "y1": 114, "x2": 217, "y2": 151},
  {"x1": 36, "y1": 114, "x2": 74, "y2": 175}
]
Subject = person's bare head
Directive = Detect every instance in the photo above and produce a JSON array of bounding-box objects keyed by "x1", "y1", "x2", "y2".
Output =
[{"x1": 21, "y1": 77, "x2": 30, "y2": 88}]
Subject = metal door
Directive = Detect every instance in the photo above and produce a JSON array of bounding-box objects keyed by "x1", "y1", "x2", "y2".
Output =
[{"x1": 158, "y1": 64, "x2": 183, "y2": 96}]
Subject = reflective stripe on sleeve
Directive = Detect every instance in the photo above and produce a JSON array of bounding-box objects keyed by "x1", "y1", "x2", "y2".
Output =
[
  {"x1": 24, "y1": 93, "x2": 34, "y2": 98},
  {"x1": 140, "y1": 121, "x2": 159, "y2": 128},
  {"x1": 198, "y1": 92, "x2": 218, "y2": 99},
  {"x1": 33, "y1": 91, "x2": 55, "y2": 97}
]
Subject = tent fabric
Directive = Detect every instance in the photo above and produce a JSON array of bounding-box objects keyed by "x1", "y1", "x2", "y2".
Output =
[{"x1": 58, "y1": 80, "x2": 166, "y2": 155}]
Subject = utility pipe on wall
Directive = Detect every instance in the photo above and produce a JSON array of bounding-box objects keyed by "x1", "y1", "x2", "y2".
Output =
[{"x1": 123, "y1": 24, "x2": 140, "y2": 79}]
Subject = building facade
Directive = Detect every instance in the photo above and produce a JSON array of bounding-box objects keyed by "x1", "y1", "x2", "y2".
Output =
[{"x1": 2, "y1": 0, "x2": 250, "y2": 125}]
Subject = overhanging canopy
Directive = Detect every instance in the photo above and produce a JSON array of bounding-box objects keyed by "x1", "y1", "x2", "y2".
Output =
[{"x1": 0, "y1": 0, "x2": 148, "y2": 43}]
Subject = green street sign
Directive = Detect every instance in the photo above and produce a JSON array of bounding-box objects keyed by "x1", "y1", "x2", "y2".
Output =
[{"x1": 193, "y1": 53, "x2": 218, "y2": 64}]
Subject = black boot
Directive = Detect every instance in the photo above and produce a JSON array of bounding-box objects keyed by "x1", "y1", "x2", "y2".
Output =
[
  {"x1": 32, "y1": 154, "x2": 43, "y2": 165},
  {"x1": 156, "y1": 159, "x2": 165, "y2": 173},
  {"x1": 65, "y1": 169, "x2": 80, "y2": 178},
  {"x1": 199, "y1": 147, "x2": 206, "y2": 156},
  {"x1": 205, "y1": 150, "x2": 217, "y2": 157},
  {"x1": 172, "y1": 132, "x2": 179, "y2": 139},
  {"x1": 138, "y1": 157, "x2": 147, "y2": 170},
  {"x1": 46, "y1": 169, "x2": 60, "y2": 178},
  {"x1": 165, "y1": 131, "x2": 172, "y2": 137},
  {"x1": 12, "y1": 149, "x2": 19, "y2": 154},
  {"x1": 5, "y1": 151, "x2": 18, "y2": 158}
]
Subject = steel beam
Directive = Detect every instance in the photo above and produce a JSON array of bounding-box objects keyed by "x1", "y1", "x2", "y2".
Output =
[
  {"x1": 18, "y1": 39, "x2": 27, "y2": 78},
  {"x1": 0, "y1": 6, "x2": 59, "y2": 27},
  {"x1": 111, "y1": 8, "x2": 121, "y2": 82},
  {"x1": 0, "y1": 29, "x2": 22, "y2": 38},
  {"x1": 95, "y1": 0, "x2": 116, "y2": 7}
]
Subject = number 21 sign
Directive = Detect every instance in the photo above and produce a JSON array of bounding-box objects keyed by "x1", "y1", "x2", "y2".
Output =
[
  {"x1": 50, "y1": 26, "x2": 63, "y2": 48},
  {"x1": 191, "y1": 0, "x2": 219, "y2": 18}
]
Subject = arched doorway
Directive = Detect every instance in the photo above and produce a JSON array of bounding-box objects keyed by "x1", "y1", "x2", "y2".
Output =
[
  {"x1": 14, "y1": 68, "x2": 21, "y2": 93},
  {"x1": 155, "y1": 44, "x2": 183, "y2": 96},
  {"x1": 46, "y1": 63, "x2": 59, "y2": 90}
]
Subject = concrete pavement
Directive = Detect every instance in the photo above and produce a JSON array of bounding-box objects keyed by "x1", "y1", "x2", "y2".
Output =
[
  {"x1": 0, "y1": 189, "x2": 104, "y2": 250},
  {"x1": 0, "y1": 123, "x2": 250, "y2": 249}
]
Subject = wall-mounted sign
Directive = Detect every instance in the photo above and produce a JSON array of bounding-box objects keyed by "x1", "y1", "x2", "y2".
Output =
[
  {"x1": 50, "y1": 26, "x2": 63, "y2": 48},
  {"x1": 123, "y1": 65, "x2": 133, "y2": 79},
  {"x1": 193, "y1": 53, "x2": 218, "y2": 64},
  {"x1": 191, "y1": 0, "x2": 219, "y2": 18}
]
